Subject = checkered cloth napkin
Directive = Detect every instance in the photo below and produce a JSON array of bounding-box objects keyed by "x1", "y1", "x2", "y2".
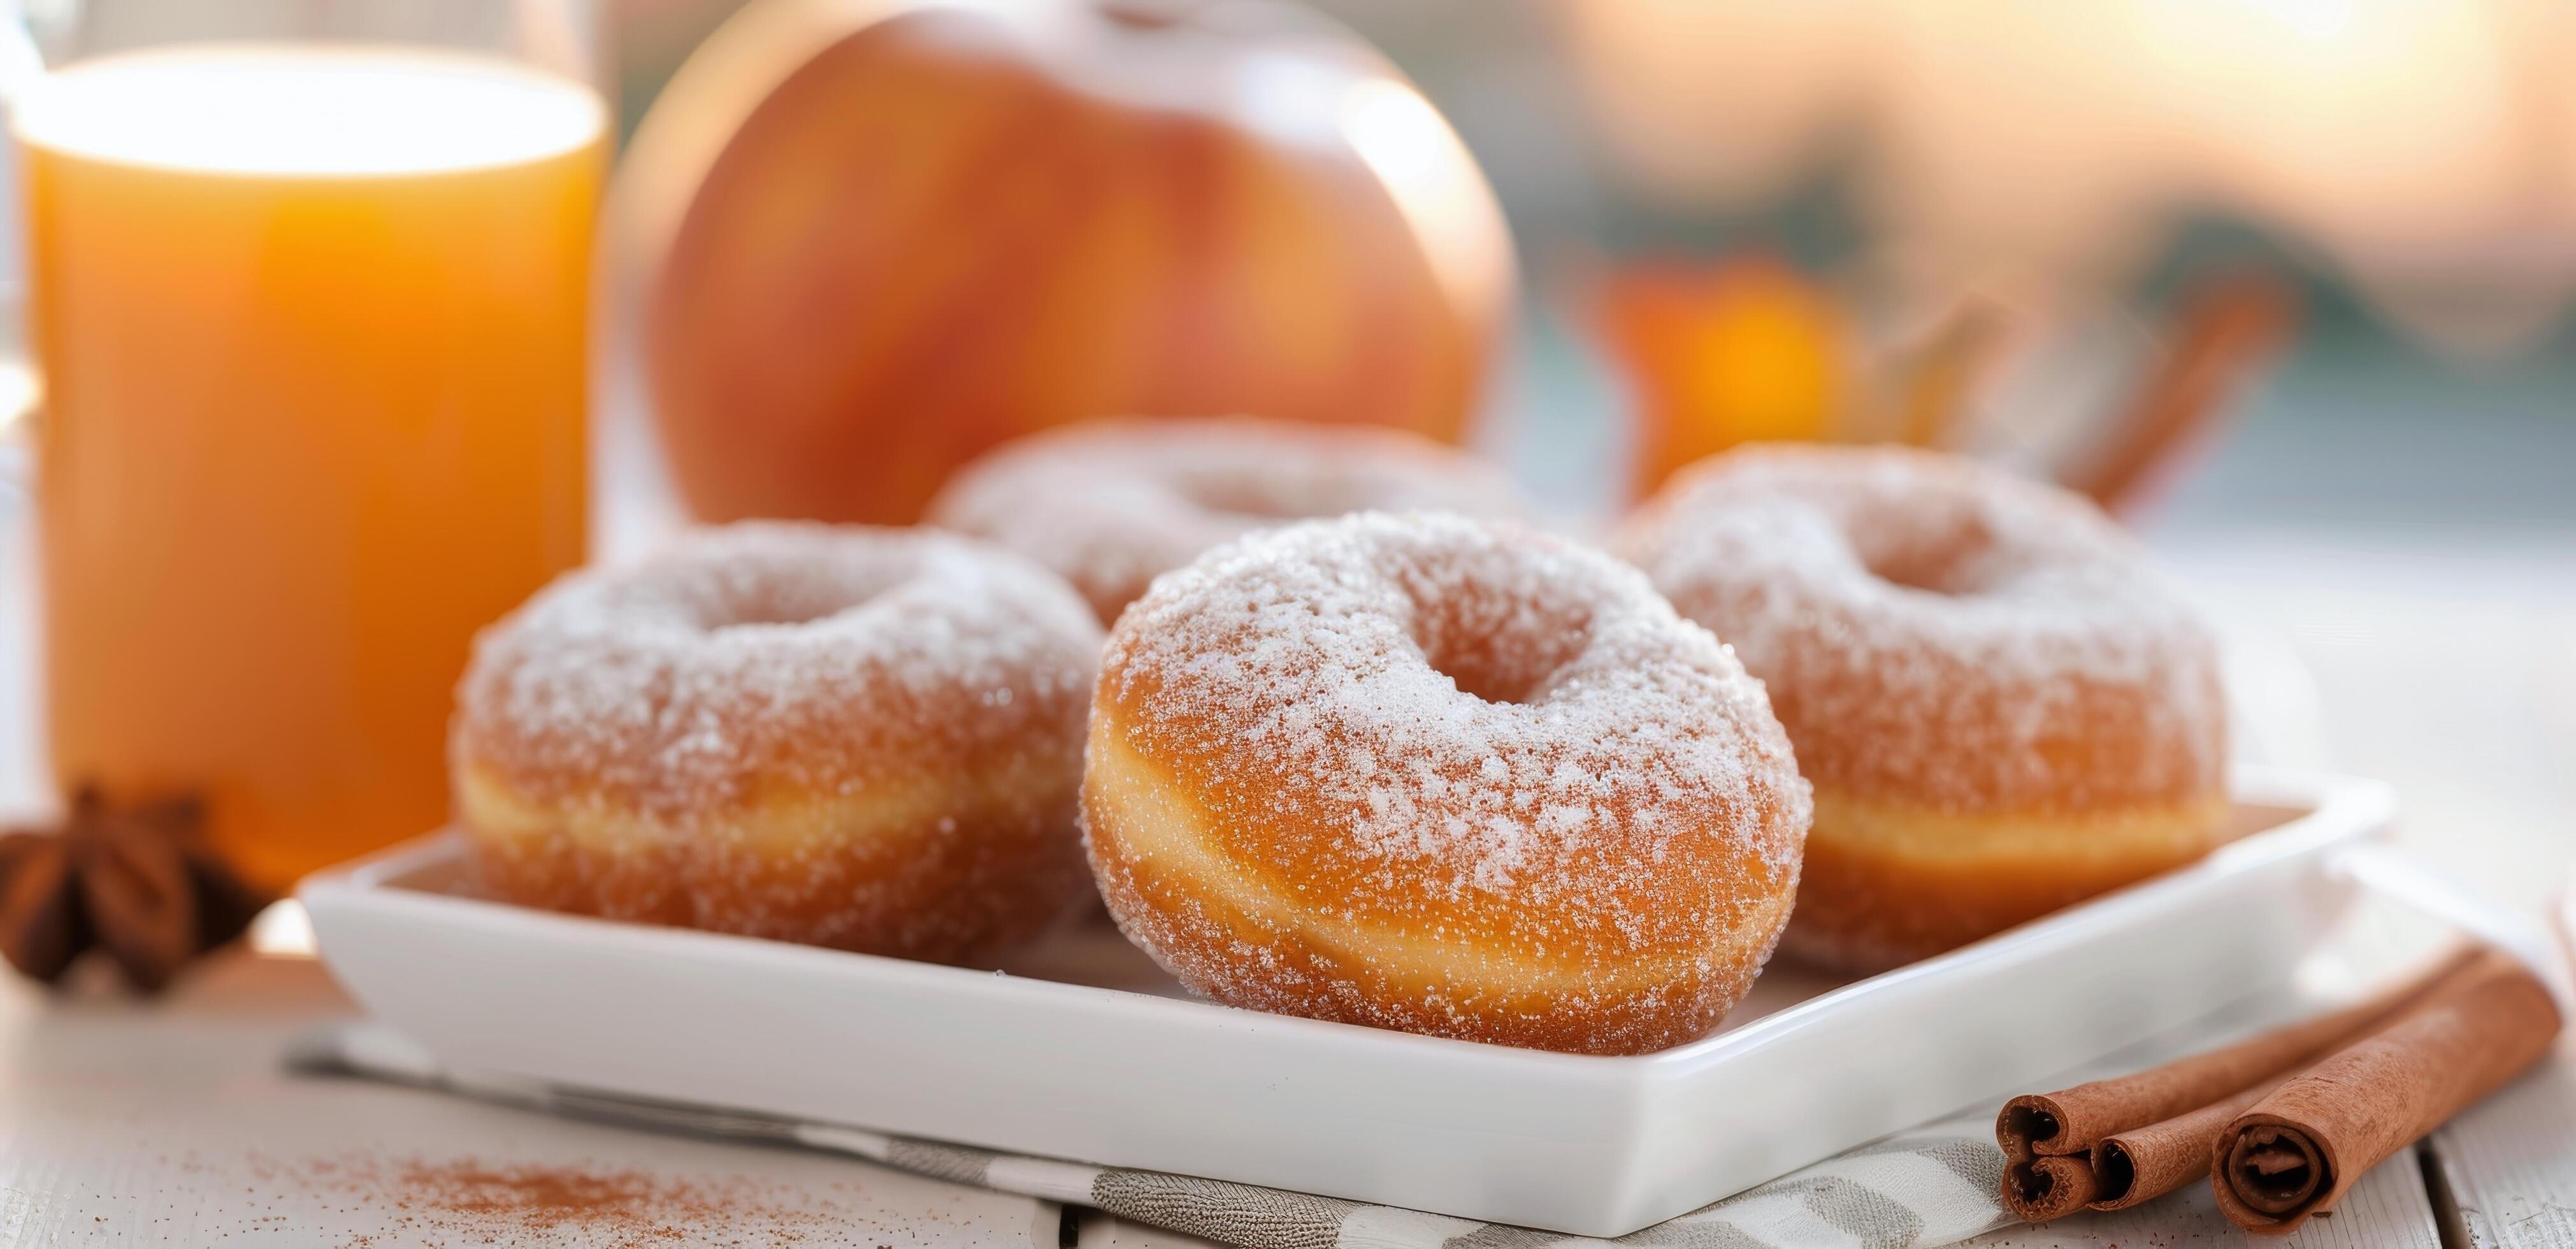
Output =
[{"x1": 286, "y1": 1021, "x2": 2015, "y2": 1249}]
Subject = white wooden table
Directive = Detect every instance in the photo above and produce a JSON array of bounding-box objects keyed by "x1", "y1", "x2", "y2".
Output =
[
  {"x1": 0, "y1": 954, "x2": 1065, "y2": 1246},
  {"x1": 2, "y1": 948, "x2": 2565, "y2": 1247},
  {"x1": 3, "y1": 337, "x2": 2573, "y2": 1246}
]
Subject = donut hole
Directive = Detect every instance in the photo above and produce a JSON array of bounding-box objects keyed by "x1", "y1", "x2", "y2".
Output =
[
  {"x1": 687, "y1": 564, "x2": 897, "y2": 633},
  {"x1": 709, "y1": 598, "x2": 847, "y2": 630},
  {"x1": 1863, "y1": 545, "x2": 1988, "y2": 596},
  {"x1": 1852, "y1": 507, "x2": 2003, "y2": 597},
  {"x1": 1421, "y1": 635, "x2": 1562, "y2": 705},
  {"x1": 1192, "y1": 489, "x2": 1315, "y2": 522},
  {"x1": 1176, "y1": 471, "x2": 1348, "y2": 523},
  {"x1": 1408, "y1": 586, "x2": 1594, "y2": 707}
]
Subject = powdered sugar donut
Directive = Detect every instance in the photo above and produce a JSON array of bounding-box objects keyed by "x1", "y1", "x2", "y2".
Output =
[
  {"x1": 1617, "y1": 445, "x2": 2229, "y2": 972},
  {"x1": 452, "y1": 523, "x2": 1102, "y2": 961},
  {"x1": 1084, "y1": 511, "x2": 1810, "y2": 1055},
  {"x1": 926, "y1": 417, "x2": 1525, "y2": 623}
]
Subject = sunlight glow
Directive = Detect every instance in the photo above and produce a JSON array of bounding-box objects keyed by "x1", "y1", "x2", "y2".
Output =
[{"x1": 15, "y1": 43, "x2": 603, "y2": 177}]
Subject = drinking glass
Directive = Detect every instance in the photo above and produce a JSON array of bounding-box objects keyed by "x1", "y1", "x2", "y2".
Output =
[{"x1": 10, "y1": 0, "x2": 604, "y2": 886}]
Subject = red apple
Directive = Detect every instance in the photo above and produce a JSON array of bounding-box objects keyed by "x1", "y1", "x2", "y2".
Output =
[{"x1": 621, "y1": 0, "x2": 1515, "y2": 524}]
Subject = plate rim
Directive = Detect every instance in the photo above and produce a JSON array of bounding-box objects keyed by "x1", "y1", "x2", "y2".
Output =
[{"x1": 300, "y1": 763, "x2": 2391, "y2": 1075}]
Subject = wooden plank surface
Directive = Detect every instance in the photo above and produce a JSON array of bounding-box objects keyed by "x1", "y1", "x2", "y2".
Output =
[
  {"x1": 0, "y1": 953, "x2": 1061, "y2": 1247},
  {"x1": 0, "y1": 941, "x2": 2480, "y2": 1249},
  {"x1": 2429, "y1": 1034, "x2": 2576, "y2": 1248}
]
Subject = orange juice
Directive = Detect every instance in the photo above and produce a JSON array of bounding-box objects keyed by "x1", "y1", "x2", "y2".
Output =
[{"x1": 20, "y1": 45, "x2": 603, "y2": 886}]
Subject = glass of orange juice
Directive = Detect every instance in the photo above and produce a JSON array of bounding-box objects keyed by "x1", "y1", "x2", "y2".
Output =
[{"x1": 10, "y1": 2, "x2": 603, "y2": 887}]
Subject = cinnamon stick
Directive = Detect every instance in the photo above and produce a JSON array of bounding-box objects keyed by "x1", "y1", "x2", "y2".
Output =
[
  {"x1": 2089, "y1": 1081, "x2": 2273, "y2": 1211},
  {"x1": 1998, "y1": 1154, "x2": 2097, "y2": 1221},
  {"x1": 2060, "y1": 271, "x2": 2294, "y2": 514},
  {"x1": 1892, "y1": 300, "x2": 2004, "y2": 450},
  {"x1": 1996, "y1": 948, "x2": 2479, "y2": 1222},
  {"x1": 2211, "y1": 949, "x2": 2561, "y2": 1235},
  {"x1": 1999, "y1": 948, "x2": 2475, "y2": 1157}
]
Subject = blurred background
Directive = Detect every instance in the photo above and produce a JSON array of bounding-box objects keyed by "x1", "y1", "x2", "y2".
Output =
[
  {"x1": 598, "y1": 0, "x2": 2576, "y2": 498},
  {"x1": 610, "y1": 0, "x2": 2576, "y2": 912},
  {"x1": 0, "y1": 0, "x2": 2569, "y2": 914}
]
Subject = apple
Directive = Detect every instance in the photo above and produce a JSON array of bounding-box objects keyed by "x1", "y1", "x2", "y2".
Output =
[{"x1": 619, "y1": 0, "x2": 1515, "y2": 524}]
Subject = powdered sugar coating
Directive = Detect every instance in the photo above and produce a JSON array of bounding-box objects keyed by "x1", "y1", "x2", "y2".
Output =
[
  {"x1": 451, "y1": 523, "x2": 1103, "y2": 958},
  {"x1": 927, "y1": 416, "x2": 1526, "y2": 623},
  {"x1": 456, "y1": 523, "x2": 1101, "y2": 812},
  {"x1": 1085, "y1": 511, "x2": 1810, "y2": 1054},
  {"x1": 1616, "y1": 444, "x2": 2226, "y2": 814}
]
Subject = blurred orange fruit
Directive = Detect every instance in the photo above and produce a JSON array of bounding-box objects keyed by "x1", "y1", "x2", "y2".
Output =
[
  {"x1": 623, "y1": 0, "x2": 1515, "y2": 525},
  {"x1": 1597, "y1": 256, "x2": 1844, "y2": 498}
]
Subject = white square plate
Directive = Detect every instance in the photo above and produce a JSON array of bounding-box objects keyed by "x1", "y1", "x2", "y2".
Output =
[{"x1": 301, "y1": 765, "x2": 2389, "y2": 1237}]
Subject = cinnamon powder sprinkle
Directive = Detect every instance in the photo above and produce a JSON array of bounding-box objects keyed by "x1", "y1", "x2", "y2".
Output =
[{"x1": 246, "y1": 1151, "x2": 863, "y2": 1246}]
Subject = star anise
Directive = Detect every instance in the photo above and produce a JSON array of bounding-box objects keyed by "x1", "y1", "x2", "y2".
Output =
[{"x1": 0, "y1": 787, "x2": 270, "y2": 992}]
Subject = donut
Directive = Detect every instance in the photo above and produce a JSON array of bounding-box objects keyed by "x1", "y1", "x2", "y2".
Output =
[
  {"x1": 1083, "y1": 511, "x2": 1811, "y2": 1055},
  {"x1": 1616, "y1": 445, "x2": 2229, "y2": 972},
  {"x1": 926, "y1": 416, "x2": 1525, "y2": 623},
  {"x1": 451, "y1": 522, "x2": 1103, "y2": 961}
]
